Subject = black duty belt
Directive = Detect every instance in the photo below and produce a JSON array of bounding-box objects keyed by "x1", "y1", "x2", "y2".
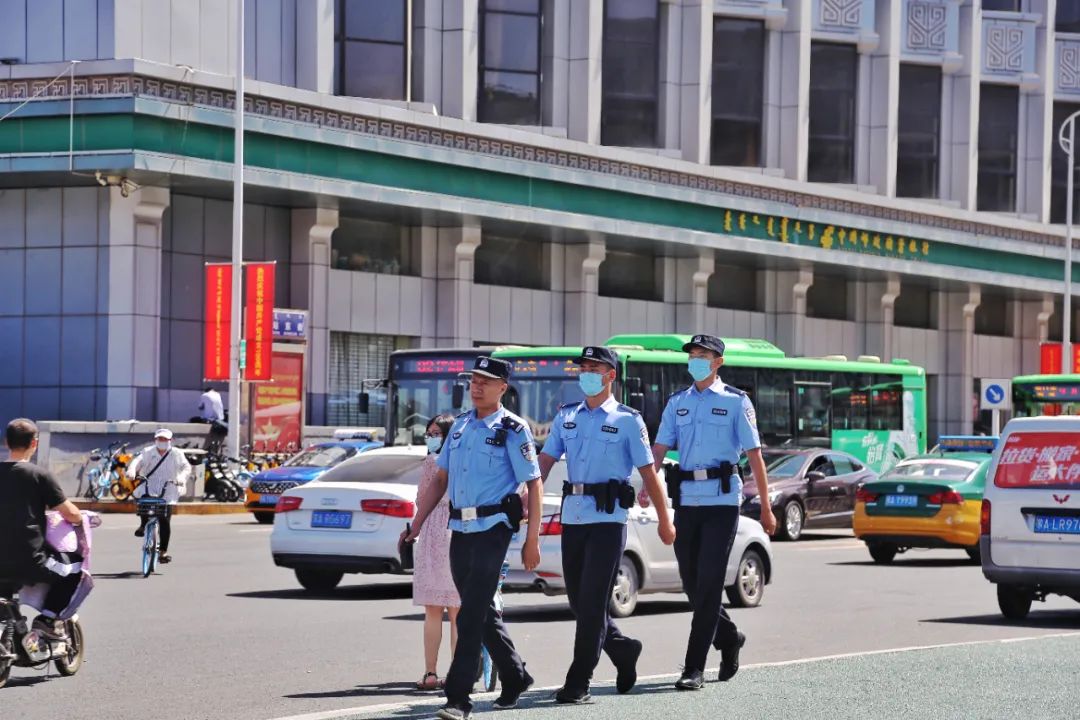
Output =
[
  {"x1": 666, "y1": 462, "x2": 739, "y2": 509},
  {"x1": 449, "y1": 493, "x2": 524, "y2": 532},
  {"x1": 561, "y1": 480, "x2": 635, "y2": 514}
]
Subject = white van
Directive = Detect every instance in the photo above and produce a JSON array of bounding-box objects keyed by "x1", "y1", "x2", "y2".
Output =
[{"x1": 980, "y1": 416, "x2": 1080, "y2": 620}]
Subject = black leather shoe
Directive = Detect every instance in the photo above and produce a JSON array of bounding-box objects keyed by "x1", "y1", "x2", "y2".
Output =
[
  {"x1": 615, "y1": 638, "x2": 643, "y2": 694},
  {"x1": 718, "y1": 632, "x2": 746, "y2": 682},
  {"x1": 493, "y1": 672, "x2": 533, "y2": 710},
  {"x1": 675, "y1": 670, "x2": 705, "y2": 691},
  {"x1": 554, "y1": 686, "x2": 592, "y2": 704},
  {"x1": 160, "y1": 554, "x2": 172, "y2": 564},
  {"x1": 134, "y1": 527, "x2": 145, "y2": 538}
]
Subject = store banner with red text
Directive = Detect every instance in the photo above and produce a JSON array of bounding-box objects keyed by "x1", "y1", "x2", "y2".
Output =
[
  {"x1": 204, "y1": 263, "x2": 232, "y2": 381},
  {"x1": 243, "y1": 262, "x2": 275, "y2": 381}
]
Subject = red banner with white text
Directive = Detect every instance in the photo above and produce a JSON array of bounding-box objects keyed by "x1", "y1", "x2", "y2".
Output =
[
  {"x1": 244, "y1": 262, "x2": 275, "y2": 381},
  {"x1": 204, "y1": 263, "x2": 232, "y2": 381}
]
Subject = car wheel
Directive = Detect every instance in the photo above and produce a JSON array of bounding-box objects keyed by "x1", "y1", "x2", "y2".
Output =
[
  {"x1": 726, "y1": 548, "x2": 765, "y2": 608},
  {"x1": 965, "y1": 545, "x2": 981, "y2": 564},
  {"x1": 608, "y1": 556, "x2": 639, "y2": 619},
  {"x1": 295, "y1": 569, "x2": 344, "y2": 593},
  {"x1": 254, "y1": 512, "x2": 275, "y2": 525},
  {"x1": 778, "y1": 500, "x2": 804, "y2": 541},
  {"x1": 868, "y1": 542, "x2": 897, "y2": 564},
  {"x1": 997, "y1": 585, "x2": 1033, "y2": 621}
]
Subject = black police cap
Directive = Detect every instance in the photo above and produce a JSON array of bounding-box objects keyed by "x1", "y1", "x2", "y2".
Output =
[
  {"x1": 573, "y1": 346, "x2": 619, "y2": 369},
  {"x1": 470, "y1": 356, "x2": 512, "y2": 380},
  {"x1": 682, "y1": 334, "x2": 725, "y2": 356}
]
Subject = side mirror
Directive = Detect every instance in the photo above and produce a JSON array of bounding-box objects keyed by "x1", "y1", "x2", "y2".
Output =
[
  {"x1": 451, "y1": 382, "x2": 465, "y2": 410},
  {"x1": 357, "y1": 392, "x2": 370, "y2": 415},
  {"x1": 628, "y1": 392, "x2": 645, "y2": 413},
  {"x1": 806, "y1": 471, "x2": 826, "y2": 483}
]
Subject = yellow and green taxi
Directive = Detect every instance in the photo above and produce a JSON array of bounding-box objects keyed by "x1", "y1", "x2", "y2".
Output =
[{"x1": 853, "y1": 436, "x2": 997, "y2": 564}]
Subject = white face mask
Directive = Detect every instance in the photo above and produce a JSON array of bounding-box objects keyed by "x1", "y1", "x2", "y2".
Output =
[{"x1": 155, "y1": 441, "x2": 171, "y2": 452}]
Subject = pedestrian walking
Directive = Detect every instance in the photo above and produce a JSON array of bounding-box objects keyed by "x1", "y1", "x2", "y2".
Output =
[
  {"x1": 409, "y1": 413, "x2": 461, "y2": 691},
  {"x1": 538, "y1": 346, "x2": 675, "y2": 704},
  {"x1": 405, "y1": 357, "x2": 543, "y2": 719},
  {"x1": 648, "y1": 334, "x2": 776, "y2": 691}
]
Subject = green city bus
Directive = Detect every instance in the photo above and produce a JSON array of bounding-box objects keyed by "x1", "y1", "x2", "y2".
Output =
[
  {"x1": 1012, "y1": 374, "x2": 1080, "y2": 417},
  {"x1": 492, "y1": 335, "x2": 927, "y2": 473}
]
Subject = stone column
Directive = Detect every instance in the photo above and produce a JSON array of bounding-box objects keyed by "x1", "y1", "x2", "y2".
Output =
[
  {"x1": 774, "y1": 0, "x2": 812, "y2": 181},
  {"x1": 659, "y1": 0, "x2": 683, "y2": 151},
  {"x1": 1020, "y1": 0, "x2": 1057, "y2": 221},
  {"x1": 774, "y1": 266, "x2": 813, "y2": 356},
  {"x1": 567, "y1": 0, "x2": 603, "y2": 144},
  {"x1": 291, "y1": 208, "x2": 337, "y2": 426},
  {"x1": 676, "y1": 0, "x2": 713, "y2": 164},
  {"x1": 563, "y1": 234, "x2": 605, "y2": 345},
  {"x1": 435, "y1": 220, "x2": 482, "y2": 346},
  {"x1": 542, "y1": 0, "x2": 569, "y2": 130},
  {"x1": 943, "y1": 0, "x2": 982, "y2": 210},
  {"x1": 105, "y1": 187, "x2": 170, "y2": 421},
  {"x1": 942, "y1": 285, "x2": 980, "y2": 434},
  {"x1": 296, "y1": 0, "x2": 335, "y2": 94},
  {"x1": 863, "y1": 0, "x2": 899, "y2": 194},
  {"x1": 439, "y1": 0, "x2": 480, "y2": 121},
  {"x1": 864, "y1": 274, "x2": 901, "y2": 361},
  {"x1": 674, "y1": 248, "x2": 714, "y2": 333}
]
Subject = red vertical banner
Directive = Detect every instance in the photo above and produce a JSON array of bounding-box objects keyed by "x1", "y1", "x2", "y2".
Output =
[
  {"x1": 1074, "y1": 345, "x2": 1080, "y2": 374},
  {"x1": 244, "y1": 262, "x2": 275, "y2": 381},
  {"x1": 1041, "y1": 342, "x2": 1063, "y2": 374},
  {"x1": 204, "y1": 263, "x2": 232, "y2": 381}
]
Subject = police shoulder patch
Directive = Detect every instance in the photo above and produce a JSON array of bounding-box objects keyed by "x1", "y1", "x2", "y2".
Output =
[
  {"x1": 723, "y1": 384, "x2": 747, "y2": 397},
  {"x1": 520, "y1": 441, "x2": 536, "y2": 462}
]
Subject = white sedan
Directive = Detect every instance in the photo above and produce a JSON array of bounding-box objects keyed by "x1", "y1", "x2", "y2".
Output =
[
  {"x1": 270, "y1": 445, "x2": 427, "y2": 592},
  {"x1": 506, "y1": 464, "x2": 774, "y2": 617}
]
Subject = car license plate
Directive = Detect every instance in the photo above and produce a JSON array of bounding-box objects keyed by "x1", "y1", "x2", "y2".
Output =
[
  {"x1": 311, "y1": 510, "x2": 353, "y2": 529},
  {"x1": 884, "y1": 495, "x2": 918, "y2": 508},
  {"x1": 1033, "y1": 515, "x2": 1080, "y2": 535},
  {"x1": 260, "y1": 494, "x2": 279, "y2": 505}
]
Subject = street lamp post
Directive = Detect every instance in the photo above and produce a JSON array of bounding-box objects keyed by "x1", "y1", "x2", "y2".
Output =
[
  {"x1": 1059, "y1": 113, "x2": 1080, "y2": 374},
  {"x1": 228, "y1": 1, "x2": 245, "y2": 460}
]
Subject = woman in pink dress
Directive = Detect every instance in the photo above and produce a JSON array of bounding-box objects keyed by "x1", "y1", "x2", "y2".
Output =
[{"x1": 411, "y1": 414, "x2": 460, "y2": 691}]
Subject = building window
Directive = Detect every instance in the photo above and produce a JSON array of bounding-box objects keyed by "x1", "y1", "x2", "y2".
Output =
[
  {"x1": 977, "y1": 84, "x2": 1019, "y2": 212},
  {"x1": 983, "y1": 0, "x2": 1020, "y2": 11},
  {"x1": 335, "y1": 0, "x2": 408, "y2": 100},
  {"x1": 807, "y1": 276, "x2": 849, "y2": 321},
  {"x1": 331, "y1": 219, "x2": 417, "y2": 275},
  {"x1": 1060, "y1": 1, "x2": 1080, "y2": 32},
  {"x1": 1051, "y1": 102, "x2": 1080, "y2": 224},
  {"x1": 479, "y1": 0, "x2": 543, "y2": 125},
  {"x1": 601, "y1": 0, "x2": 660, "y2": 147},
  {"x1": 474, "y1": 234, "x2": 548, "y2": 290},
  {"x1": 599, "y1": 249, "x2": 661, "y2": 301},
  {"x1": 897, "y1": 64, "x2": 942, "y2": 199},
  {"x1": 707, "y1": 263, "x2": 759, "y2": 311},
  {"x1": 808, "y1": 42, "x2": 857, "y2": 184},
  {"x1": 711, "y1": 18, "x2": 765, "y2": 167}
]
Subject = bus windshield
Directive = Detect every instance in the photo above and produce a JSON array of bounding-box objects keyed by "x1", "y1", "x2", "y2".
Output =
[
  {"x1": 505, "y1": 357, "x2": 584, "y2": 448},
  {"x1": 386, "y1": 352, "x2": 478, "y2": 446}
]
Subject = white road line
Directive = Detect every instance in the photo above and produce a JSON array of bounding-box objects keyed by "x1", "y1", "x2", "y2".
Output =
[{"x1": 264, "y1": 631, "x2": 1080, "y2": 720}]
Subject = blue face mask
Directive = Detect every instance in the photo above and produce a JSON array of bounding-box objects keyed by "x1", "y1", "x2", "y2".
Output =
[
  {"x1": 578, "y1": 372, "x2": 606, "y2": 398},
  {"x1": 688, "y1": 357, "x2": 714, "y2": 383},
  {"x1": 425, "y1": 436, "x2": 443, "y2": 454}
]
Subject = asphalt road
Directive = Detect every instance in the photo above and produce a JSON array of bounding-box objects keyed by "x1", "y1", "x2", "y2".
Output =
[{"x1": 4, "y1": 515, "x2": 1079, "y2": 720}]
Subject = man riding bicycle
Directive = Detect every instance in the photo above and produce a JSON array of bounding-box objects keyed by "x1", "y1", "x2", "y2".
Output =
[
  {"x1": 0, "y1": 418, "x2": 84, "y2": 636},
  {"x1": 130, "y1": 429, "x2": 191, "y2": 564}
]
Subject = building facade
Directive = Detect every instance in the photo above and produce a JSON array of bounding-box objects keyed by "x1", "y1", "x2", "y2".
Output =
[{"x1": 0, "y1": 0, "x2": 1078, "y2": 442}]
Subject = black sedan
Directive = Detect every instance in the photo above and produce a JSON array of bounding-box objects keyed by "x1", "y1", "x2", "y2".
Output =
[{"x1": 740, "y1": 449, "x2": 877, "y2": 541}]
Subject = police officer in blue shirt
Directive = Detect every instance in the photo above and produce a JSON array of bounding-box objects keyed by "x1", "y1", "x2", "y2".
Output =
[
  {"x1": 539, "y1": 346, "x2": 675, "y2": 705},
  {"x1": 405, "y1": 356, "x2": 544, "y2": 720},
  {"x1": 648, "y1": 334, "x2": 776, "y2": 691}
]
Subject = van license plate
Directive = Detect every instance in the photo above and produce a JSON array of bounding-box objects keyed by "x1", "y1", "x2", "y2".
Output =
[
  {"x1": 1033, "y1": 515, "x2": 1080, "y2": 535},
  {"x1": 884, "y1": 495, "x2": 918, "y2": 508},
  {"x1": 311, "y1": 510, "x2": 353, "y2": 529}
]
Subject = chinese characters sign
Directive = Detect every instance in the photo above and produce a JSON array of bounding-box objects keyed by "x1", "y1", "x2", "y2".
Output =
[
  {"x1": 272, "y1": 309, "x2": 307, "y2": 339},
  {"x1": 994, "y1": 432, "x2": 1080, "y2": 488},
  {"x1": 251, "y1": 352, "x2": 303, "y2": 452},
  {"x1": 244, "y1": 263, "x2": 276, "y2": 381},
  {"x1": 203, "y1": 263, "x2": 232, "y2": 381}
]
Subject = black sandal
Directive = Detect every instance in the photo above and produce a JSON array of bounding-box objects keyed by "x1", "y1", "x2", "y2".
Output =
[{"x1": 416, "y1": 672, "x2": 440, "y2": 690}]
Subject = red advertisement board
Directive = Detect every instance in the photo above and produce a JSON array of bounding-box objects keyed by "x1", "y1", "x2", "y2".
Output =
[
  {"x1": 994, "y1": 432, "x2": 1080, "y2": 488},
  {"x1": 203, "y1": 263, "x2": 232, "y2": 381},
  {"x1": 251, "y1": 351, "x2": 304, "y2": 452},
  {"x1": 1038, "y1": 342, "x2": 1080, "y2": 374},
  {"x1": 244, "y1": 262, "x2": 275, "y2": 381}
]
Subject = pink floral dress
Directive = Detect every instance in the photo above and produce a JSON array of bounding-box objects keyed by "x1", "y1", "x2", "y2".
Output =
[{"x1": 412, "y1": 454, "x2": 460, "y2": 608}]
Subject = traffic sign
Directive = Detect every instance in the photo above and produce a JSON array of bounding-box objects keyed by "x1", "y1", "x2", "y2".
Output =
[{"x1": 980, "y1": 378, "x2": 1011, "y2": 411}]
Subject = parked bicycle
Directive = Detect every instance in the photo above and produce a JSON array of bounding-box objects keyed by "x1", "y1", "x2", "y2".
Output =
[{"x1": 80, "y1": 442, "x2": 129, "y2": 501}]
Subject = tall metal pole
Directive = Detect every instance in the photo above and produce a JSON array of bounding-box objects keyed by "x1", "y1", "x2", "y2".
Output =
[
  {"x1": 1061, "y1": 114, "x2": 1079, "y2": 374},
  {"x1": 228, "y1": 0, "x2": 245, "y2": 459}
]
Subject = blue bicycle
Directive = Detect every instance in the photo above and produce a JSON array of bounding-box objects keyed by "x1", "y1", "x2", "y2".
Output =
[
  {"x1": 81, "y1": 442, "x2": 128, "y2": 501},
  {"x1": 135, "y1": 479, "x2": 174, "y2": 578},
  {"x1": 477, "y1": 560, "x2": 510, "y2": 693}
]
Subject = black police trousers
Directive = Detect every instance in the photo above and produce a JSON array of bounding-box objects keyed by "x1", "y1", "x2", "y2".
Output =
[
  {"x1": 673, "y1": 505, "x2": 740, "y2": 673},
  {"x1": 561, "y1": 522, "x2": 635, "y2": 692},
  {"x1": 443, "y1": 524, "x2": 528, "y2": 711}
]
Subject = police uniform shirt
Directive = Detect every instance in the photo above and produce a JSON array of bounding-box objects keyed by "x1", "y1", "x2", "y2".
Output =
[
  {"x1": 655, "y1": 378, "x2": 761, "y2": 507},
  {"x1": 542, "y1": 396, "x2": 654, "y2": 525},
  {"x1": 437, "y1": 406, "x2": 542, "y2": 533}
]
